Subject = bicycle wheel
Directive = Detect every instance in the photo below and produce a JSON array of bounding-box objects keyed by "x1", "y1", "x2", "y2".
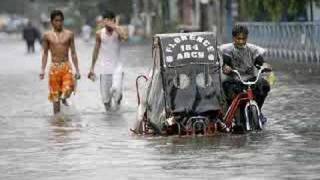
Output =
[{"x1": 248, "y1": 105, "x2": 262, "y2": 130}]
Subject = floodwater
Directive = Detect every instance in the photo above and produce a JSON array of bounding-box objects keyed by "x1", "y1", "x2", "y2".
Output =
[{"x1": 0, "y1": 36, "x2": 319, "y2": 180}]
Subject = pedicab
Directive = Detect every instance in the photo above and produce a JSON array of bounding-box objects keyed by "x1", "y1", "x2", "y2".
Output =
[{"x1": 132, "y1": 32, "x2": 268, "y2": 135}]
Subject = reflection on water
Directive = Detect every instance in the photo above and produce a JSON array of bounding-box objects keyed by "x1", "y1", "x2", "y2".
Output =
[{"x1": 49, "y1": 114, "x2": 82, "y2": 145}]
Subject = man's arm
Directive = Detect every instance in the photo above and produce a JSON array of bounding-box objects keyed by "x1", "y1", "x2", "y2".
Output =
[
  {"x1": 249, "y1": 43, "x2": 272, "y2": 69},
  {"x1": 89, "y1": 32, "x2": 101, "y2": 73},
  {"x1": 218, "y1": 44, "x2": 234, "y2": 75},
  {"x1": 114, "y1": 25, "x2": 128, "y2": 41},
  {"x1": 70, "y1": 32, "x2": 80, "y2": 78},
  {"x1": 105, "y1": 20, "x2": 128, "y2": 41},
  {"x1": 222, "y1": 54, "x2": 233, "y2": 75},
  {"x1": 40, "y1": 33, "x2": 49, "y2": 80},
  {"x1": 254, "y1": 55, "x2": 272, "y2": 70},
  {"x1": 254, "y1": 55, "x2": 264, "y2": 67}
]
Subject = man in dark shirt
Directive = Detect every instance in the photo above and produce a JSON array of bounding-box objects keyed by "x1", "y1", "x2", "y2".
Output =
[{"x1": 23, "y1": 21, "x2": 40, "y2": 53}]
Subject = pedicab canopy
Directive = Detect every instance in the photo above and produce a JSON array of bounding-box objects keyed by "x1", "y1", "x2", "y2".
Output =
[
  {"x1": 157, "y1": 32, "x2": 219, "y2": 67},
  {"x1": 152, "y1": 32, "x2": 222, "y2": 116}
]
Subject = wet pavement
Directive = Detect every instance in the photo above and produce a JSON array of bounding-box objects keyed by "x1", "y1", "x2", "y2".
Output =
[{"x1": 0, "y1": 37, "x2": 319, "y2": 180}]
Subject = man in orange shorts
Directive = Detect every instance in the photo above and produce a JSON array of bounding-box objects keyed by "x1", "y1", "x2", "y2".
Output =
[{"x1": 40, "y1": 10, "x2": 81, "y2": 114}]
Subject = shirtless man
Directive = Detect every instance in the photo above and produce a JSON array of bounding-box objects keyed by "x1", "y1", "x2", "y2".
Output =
[
  {"x1": 88, "y1": 10, "x2": 128, "y2": 111},
  {"x1": 40, "y1": 10, "x2": 81, "y2": 114}
]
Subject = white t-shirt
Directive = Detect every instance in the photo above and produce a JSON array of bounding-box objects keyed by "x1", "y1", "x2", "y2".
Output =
[{"x1": 98, "y1": 28, "x2": 122, "y2": 74}]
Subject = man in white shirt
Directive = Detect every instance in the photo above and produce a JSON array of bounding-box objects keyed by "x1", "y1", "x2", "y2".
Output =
[{"x1": 88, "y1": 10, "x2": 128, "y2": 111}]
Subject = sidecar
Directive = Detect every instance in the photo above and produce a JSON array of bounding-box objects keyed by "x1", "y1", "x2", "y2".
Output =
[{"x1": 133, "y1": 32, "x2": 224, "y2": 135}]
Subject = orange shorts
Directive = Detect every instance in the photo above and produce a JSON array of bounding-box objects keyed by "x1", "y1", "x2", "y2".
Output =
[{"x1": 48, "y1": 62, "x2": 75, "y2": 102}]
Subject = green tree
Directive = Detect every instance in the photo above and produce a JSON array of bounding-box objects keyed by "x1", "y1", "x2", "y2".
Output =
[{"x1": 239, "y1": 0, "x2": 317, "y2": 21}]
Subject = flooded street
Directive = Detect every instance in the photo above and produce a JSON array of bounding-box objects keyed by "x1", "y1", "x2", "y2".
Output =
[{"x1": 0, "y1": 37, "x2": 319, "y2": 180}]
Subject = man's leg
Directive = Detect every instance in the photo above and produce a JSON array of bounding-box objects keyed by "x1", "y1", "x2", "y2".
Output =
[
  {"x1": 100, "y1": 74, "x2": 113, "y2": 111},
  {"x1": 31, "y1": 41, "x2": 35, "y2": 53},
  {"x1": 252, "y1": 78, "x2": 270, "y2": 125},
  {"x1": 222, "y1": 78, "x2": 245, "y2": 128},
  {"x1": 61, "y1": 98, "x2": 69, "y2": 106},
  {"x1": 222, "y1": 78, "x2": 243, "y2": 106},
  {"x1": 49, "y1": 64, "x2": 62, "y2": 114},
  {"x1": 113, "y1": 72, "x2": 124, "y2": 107},
  {"x1": 53, "y1": 101, "x2": 60, "y2": 114},
  {"x1": 61, "y1": 63, "x2": 75, "y2": 106},
  {"x1": 26, "y1": 41, "x2": 31, "y2": 53},
  {"x1": 253, "y1": 78, "x2": 271, "y2": 109}
]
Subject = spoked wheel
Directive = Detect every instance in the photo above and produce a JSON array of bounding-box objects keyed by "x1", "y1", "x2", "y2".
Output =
[{"x1": 248, "y1": 105, "x2": 262, "y2": 130}]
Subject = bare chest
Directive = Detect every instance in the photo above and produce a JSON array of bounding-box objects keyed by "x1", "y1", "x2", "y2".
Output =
[{"x1": 48, "y1": 32, "x2": 71, "y2": 47}]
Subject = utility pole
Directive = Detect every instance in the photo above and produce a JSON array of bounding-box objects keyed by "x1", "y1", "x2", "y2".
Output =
[
  {"x1": 143, "y1": 0, "x2": 153, "y2": 36},
  {"x1": 217, "y1": 0, "x2": 226, "y2": 43},
  {"x1": 161, "y1": 0, "x2": 170, "y2": 32},
  {"x1": 310, "y1": 0, "x2": 314, "y2": 21},
  {"x1": 200, "y1": 0, "x2": 209, "y2": 31},
  {"x1": 25, "y1": 0, "x2": 41, "y2": 26},
  {"x1": 182, "y1": 0, "x2": 193, "y2": 26}
]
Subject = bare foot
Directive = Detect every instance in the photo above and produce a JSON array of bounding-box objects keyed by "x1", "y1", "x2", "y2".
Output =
[
  {"x1": 62, "y1": 99, "x2": 69, "y2": 106},
  {"x1": 104, "y1": 102, "x2": 111, "y2": 111}
]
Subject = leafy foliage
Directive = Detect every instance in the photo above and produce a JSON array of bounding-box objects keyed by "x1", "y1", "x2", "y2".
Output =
[{"x1": 239, "y1": 0, "x2": 318, "y2": 21}]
